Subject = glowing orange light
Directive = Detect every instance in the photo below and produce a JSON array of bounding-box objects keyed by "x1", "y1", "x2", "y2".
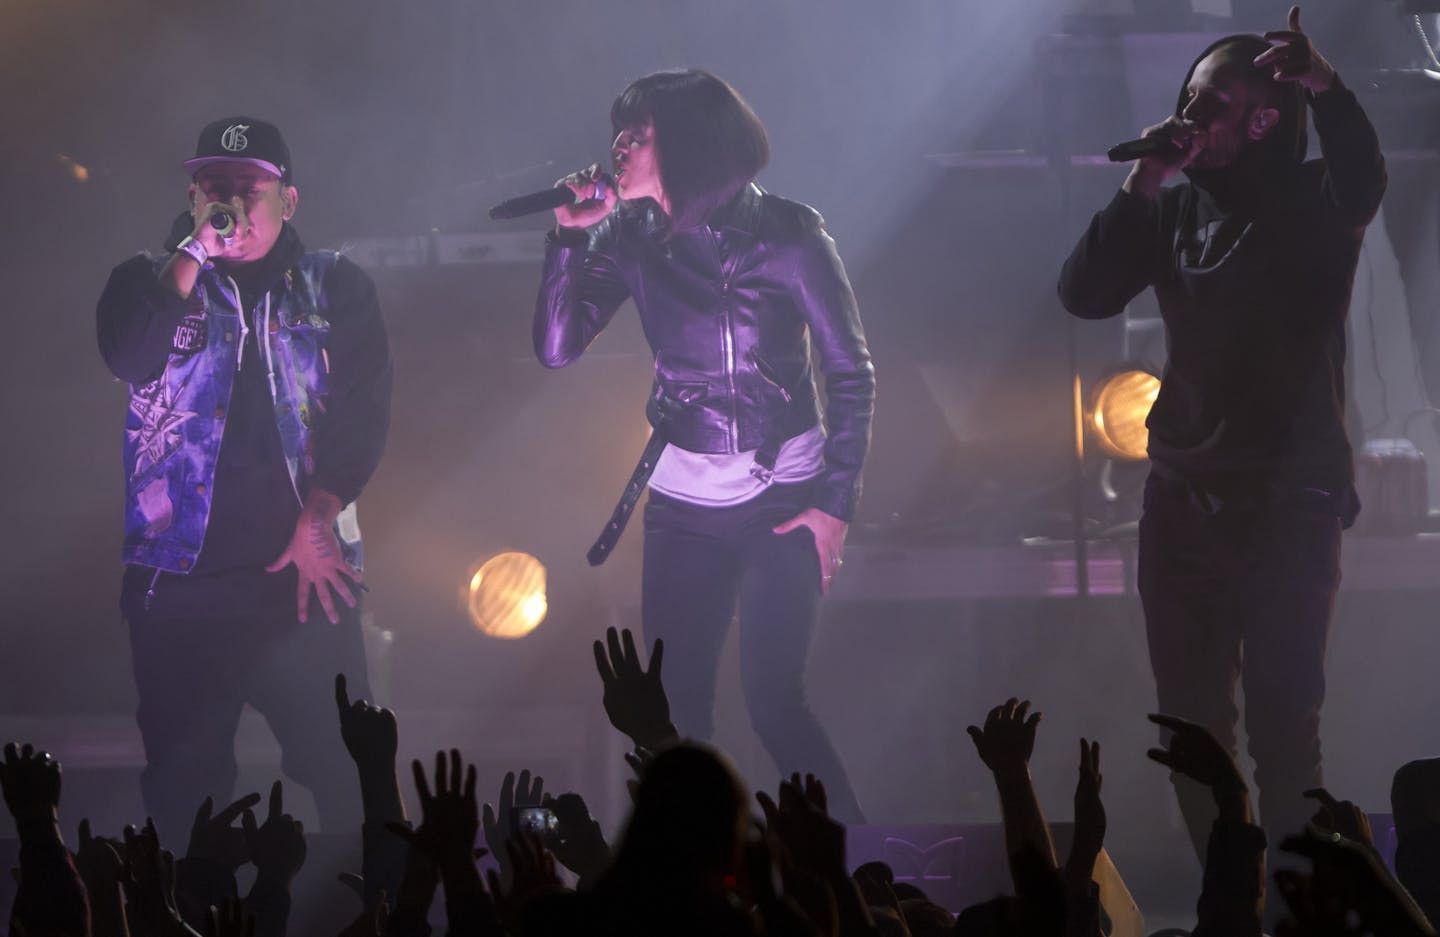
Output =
[
  {"x1": 58, "y1": 154, "x2": 90, "y2": 183},
  {"x1": 466, "y1": 552, "x2": 547, "y2": 638},
  {"x1": 1090, "y1": 369, "x2": 1160, "y2": 461}
]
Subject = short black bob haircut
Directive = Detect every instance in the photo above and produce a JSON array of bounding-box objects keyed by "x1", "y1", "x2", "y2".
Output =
[{"x1": 611, "y1": 69, "x2": 770, "y2": 232}]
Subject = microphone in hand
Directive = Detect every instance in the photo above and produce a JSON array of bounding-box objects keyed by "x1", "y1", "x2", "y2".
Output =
[
  {"x1": 490, "y1": 176, "x2": 611, "y2": 220},
  {"x1": 209, "y1": 210, "x2": 236, "y2": 240},
  {"x1": 1107, "y1": 135, "x2": 1183, "y2": 163}
]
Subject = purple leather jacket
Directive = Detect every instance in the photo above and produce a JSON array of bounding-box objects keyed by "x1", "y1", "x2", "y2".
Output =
[{"x1": 535, "y1": 183, "x2": 875, "y2": 521}]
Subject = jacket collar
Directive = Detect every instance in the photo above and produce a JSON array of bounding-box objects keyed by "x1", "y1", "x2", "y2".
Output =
[
  {"x1": 622, "y1": 182, "x2": 765, "y2": 241},
  {"x1": 705, "y1": 182, "x2": 765, "y2": 237}
]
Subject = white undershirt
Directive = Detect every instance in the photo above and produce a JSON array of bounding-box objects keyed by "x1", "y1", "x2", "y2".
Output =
[{"x1": 647, "y1": 425, "x2": 827, "y2": 507}]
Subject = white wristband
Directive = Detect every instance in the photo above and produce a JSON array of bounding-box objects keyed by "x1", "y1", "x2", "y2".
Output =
[{"x1": 175, "y1": 236, "x2": 208, "y2": 267}]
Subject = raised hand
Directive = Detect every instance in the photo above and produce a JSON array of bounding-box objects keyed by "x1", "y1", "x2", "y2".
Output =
[
  {"x1": 206, "y1": 897, "x2": 255, "y2": 937},
  {"x1": 1068, "y1": 739, "x2": 1106, "y2": 874},
  {"x1": 387, "y1": 750, "x2": 479, "y2": 867},
  {"x1": 0, "y1": 742, "x2": 62, "y2": 831},
  {"x1": 1276, "y1": 826, "x2": 1435, "y2": 937},
  {"x1": 186, "y1": 793, "x2": 260, "y2": 871},
  {"x1": 967, "y1": 699, "x2": 1043, "y2": 779},
  {"x1": 757, "y1": 773, "x2": 846, "y2": 880},
  {"x1": 481, "y1": 768, "x2": 544, "y2": 890},
  {"x1": 1146, "y1": 713, "x2": 1249, "y2": 817},
  {"x1": 122, "y1": 819, "x2": 189, "y2": 937},
  {"x1": 241, "y1": 781, "x2": 307, "y2": 887},
  {"x1": 490, "y1": 832, "x2": 562, "y2": 907},
  {"x1": 335, "y1": 674, "x2": 398, "y2": 771},
  {"x1": 76, "y1": 819, "x2": 128, "y2": 937},
  {"x1": 539, "y1": 792, "x2": 611, "y2": 883},
  {"x1": 1253, "y1": 6, "x2": 1336, "y2": 94},
  {"x1": 593, "y1": 627, "x2": 676, "y2": 749},
  {"x1": 1305, "y1": 787, "x2": 1375, "y2": 849}
]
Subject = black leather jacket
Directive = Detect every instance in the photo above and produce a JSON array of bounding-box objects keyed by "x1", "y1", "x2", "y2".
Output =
[{"x1": 535, "y1": 183, "x2": 874, "y2": 521}]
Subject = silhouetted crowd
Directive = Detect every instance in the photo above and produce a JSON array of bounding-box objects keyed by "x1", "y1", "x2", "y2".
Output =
[{"x1": 3, "y1": 625, "x2": 1437, "y2": 937}]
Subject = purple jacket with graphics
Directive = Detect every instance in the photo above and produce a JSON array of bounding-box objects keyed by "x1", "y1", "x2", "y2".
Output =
[{"x1": 97, "y1": 233, "x2": 391, "y2": 575}]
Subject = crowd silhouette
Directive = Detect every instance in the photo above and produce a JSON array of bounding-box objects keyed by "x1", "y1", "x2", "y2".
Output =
[{"x1": 2, "y1": 625, "x2": 1436, "y2": 937}]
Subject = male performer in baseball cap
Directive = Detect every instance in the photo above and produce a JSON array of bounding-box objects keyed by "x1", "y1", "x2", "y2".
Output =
[{"x1": 97, "y1": 116, "x2": 393, "y2": 838}]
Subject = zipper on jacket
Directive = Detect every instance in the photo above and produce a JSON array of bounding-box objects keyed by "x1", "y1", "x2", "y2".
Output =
[
  {"x1": 143, "y1": 568, "x2": 162, "y2": 611},
  {"x1": 710, "y1": 229, "x2": 740, "y2": 453}
]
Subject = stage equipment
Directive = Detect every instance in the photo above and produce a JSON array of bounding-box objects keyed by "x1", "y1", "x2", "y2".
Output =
[
  {"x1": 466, "y1": 552, "x2": 548, "y2": 638},
  {"x1": 1089, "y1": 367, "x2": 1160, "y2": 461}
]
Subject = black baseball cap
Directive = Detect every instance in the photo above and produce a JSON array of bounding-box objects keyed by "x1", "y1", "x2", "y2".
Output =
[{"x1": 184, "y1": 117, "x2": 293, "y2": 182}]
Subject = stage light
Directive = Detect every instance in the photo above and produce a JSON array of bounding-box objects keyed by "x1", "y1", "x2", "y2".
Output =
[
  {"x1": 58, "y1": 154, "x2": 90, "y2": 183},
  {"x1": 1089, "y1": 368, "x2": 1159, "y2": 461},
  {"x1": 466, "y1": 552, "x2": 547, "y2": 638}
]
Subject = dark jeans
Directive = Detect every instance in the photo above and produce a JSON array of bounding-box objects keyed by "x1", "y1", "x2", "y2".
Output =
[
  {"x1": 1138, "y1": 474, "x2": 1342, "y2": 859},
  {"x1": 641, "y1": 481, "x2": 865, "y2": 823},
  {"x1": 127, "y1": 594, "x2": 371, "y2": 843}
]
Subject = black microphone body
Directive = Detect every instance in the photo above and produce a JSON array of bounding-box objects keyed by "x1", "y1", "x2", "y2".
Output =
[
  {"x1": 1107, "y1": 135, "x2": 1182, "y2": 163},
  {"x1": 209, "y1": 210, "x2": 235, "y2": 238},
  {"x1": 489, "y1": 179, "x2": 610, "y2": 220}
]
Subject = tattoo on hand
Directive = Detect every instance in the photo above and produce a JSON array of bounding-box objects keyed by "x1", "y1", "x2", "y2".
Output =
[{"x1": 308, "y1": 515, "x2": 335, "y2": 558}]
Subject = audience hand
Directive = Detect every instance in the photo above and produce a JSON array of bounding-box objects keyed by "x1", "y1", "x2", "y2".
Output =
[
  {"x1": 481, "y1": 768, "x2": 544, "y2": 889},
  {"x1": 540, "y1": 791, "x2": 611, "y2": 883},
  {"x1": 1304, "y1": 787, "x2": 1375, "y2": 850},
  {"x1": 241, "y1": 781, "x2": 307, "y2": 888},
  {"x1": 335, "y1": 674, "x2": 398, "y2": 773},
  {"x1": 0, "y1": 742, "x2": 62, "y2": 834},
  {"x1": 206, "y1": 897, "x2": 255, "y2": 937},
  {"x1": 186, "y1": 793, "x2": 260, "y2": 872},
  {"x1": 123, "y1": 819, "x2": 192, "y2": 937},
  {"x1": 1068, "y1": 739, "x2": 1106, "y2": 875},
  {"x1": 387, "y1": 750, "x2": 479, "y2": 868},
  {"x1": 1146, "y1": 713, "x2": 1249, "y2": 820},
  {"x1": 1276, "y1": 825, "x2": 1436, "y2": 937},
  {"x1": 77, "y1": 818, "x2": 128, "y2": 937},
  {"x1": 967, "y1": 699, "x2": 1042, "y2": 779},
  {"x1": 593, "y1": 627, "x2": 677, "y2": 749},
  {"x1": 757, "y1": 773, "x2": 846, "y2": 881}
]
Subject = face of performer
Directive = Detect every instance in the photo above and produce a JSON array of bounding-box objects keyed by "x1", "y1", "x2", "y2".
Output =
[
  {"x1": 612, "y1": 118, "x2": 665, "y2": 207},
  {"x1": 1179, "y1": 48, "x2": 1280, "y2": 171},
  {"x1": 189, "y1": 162, "x2": 298, "y2": 264}
]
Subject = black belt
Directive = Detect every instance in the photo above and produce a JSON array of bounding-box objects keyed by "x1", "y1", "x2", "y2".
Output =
[
  {"x1": 586, "y1": 422, "x2": 797, "y2": 567},
  {"x1": 587, "y1": 429, "x2": 671, "y2": 566}
]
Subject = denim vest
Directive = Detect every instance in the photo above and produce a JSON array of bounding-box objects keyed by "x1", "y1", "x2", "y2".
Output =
[{"x1": 122, "y1": 251, "x2": 363, "y2": 573}]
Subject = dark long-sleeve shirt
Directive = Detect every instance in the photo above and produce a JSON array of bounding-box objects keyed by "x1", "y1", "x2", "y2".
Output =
[{"x1": 1058, "y1": 77, "x2": 1386, "y2": 498}]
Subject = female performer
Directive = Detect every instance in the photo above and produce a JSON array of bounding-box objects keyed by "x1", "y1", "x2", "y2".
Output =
[{"x1": 535, "y1": 69, "x2": 874, "y2": 821}]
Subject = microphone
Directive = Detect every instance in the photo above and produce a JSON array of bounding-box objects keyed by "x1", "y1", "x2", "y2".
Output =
[
  {"x1": 1107, "y1": 135, "x2": 1182, "y2": 163},
  {"x1": 489, "y1": 178, "x2": 610, "y2": 220},
  {"x1": 210, "y1": 210, "x2": 236, "y2": 238}
]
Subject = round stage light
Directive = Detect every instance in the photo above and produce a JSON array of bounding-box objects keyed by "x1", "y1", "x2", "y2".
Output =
[
  {"x1": 466, "y1": 552, "x2": 547, "y2": 638},
  {"x1": 1090, "y1": 369, "x2": 1160, "y2": 461}
]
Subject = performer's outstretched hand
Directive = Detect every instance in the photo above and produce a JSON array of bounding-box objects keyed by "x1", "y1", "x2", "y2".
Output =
[
  {"x1": 1254, "y1": 6, "x2": 1336, "y2": 95},
  {"x1": 773, "y1": 508, "x2": 848, "y2": 594},
  {"x1": 267, "y1": 488, "x2": 362, "y2": 624}
]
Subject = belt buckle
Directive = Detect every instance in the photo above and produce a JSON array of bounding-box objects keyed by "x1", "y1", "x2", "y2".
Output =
[{"x1": 749, "y1": 461, "x2": 776, "y2": 485}]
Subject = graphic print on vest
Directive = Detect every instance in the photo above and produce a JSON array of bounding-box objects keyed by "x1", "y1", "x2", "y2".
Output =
[
  {"x1": 128, "y1": 373, "x2": 197, "y2": 481},
  {"x1": 171, "y1": 313, "x2": 208, "y2": 354}
]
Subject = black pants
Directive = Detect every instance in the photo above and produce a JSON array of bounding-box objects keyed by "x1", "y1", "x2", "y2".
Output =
[
  {"x1": 126, "y1": 595, "x2": 371, "y2": 842},
  {"x1": 1138, "y1": 474, "x2": 1342, "y2": 858},
  {"x1": 641, "y1": 481, "x2": 865, "y2": 823}
]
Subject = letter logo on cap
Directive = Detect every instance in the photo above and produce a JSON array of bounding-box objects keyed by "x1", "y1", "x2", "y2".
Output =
[{"x1": 220, "y1": 124, "x2": 251, "y2": 153}]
